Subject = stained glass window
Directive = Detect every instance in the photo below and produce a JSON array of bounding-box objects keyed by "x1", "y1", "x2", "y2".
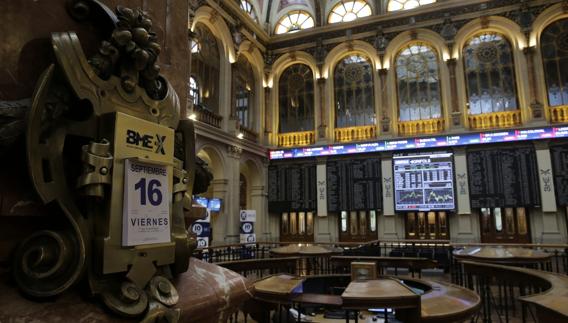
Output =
[
  {"x1": 541, "y1": 18, "x2": 568, "y2": 107},
  {"x1": 463, "y1": 32, "x2": 518, "y2": 115},
  {"x1": 233, "y1": 56, "x2": 255, "y2": 129},
  {"x1": 395, "y1": 43, "x2": 442, "y2": 121},
  {"x1": 279, "y1": 64, "x2": 315, "y2": 133},
  {"x1": 189, "y1": 76, "x2": 199, "y2": 105},
  {"x1": 239, "y1": 0, "x2": 258, "y2": 22},
  {"x1": 334, "y1": 55, "x2": 375, "y2": 128},
  {"x1": 192, "y1": 24, "x2": 220, "y2": 112},
  {"x1": 387, "y1": 0, "x2": 436, "y2": 12},
  {"x1": 328, "y1": 0, "x2": 372, "y2": 24},
  {"x1": 275, "y1": 11, "x2": 315, "y2": 34}
]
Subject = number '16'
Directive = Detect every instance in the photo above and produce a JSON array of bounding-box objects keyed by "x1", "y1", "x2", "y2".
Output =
[{"x1": 134, "y1": 178, "x2": 163, "y2": 206}]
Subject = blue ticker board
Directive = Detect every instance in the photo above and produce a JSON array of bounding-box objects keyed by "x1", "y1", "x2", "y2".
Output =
[{"x1": 269, "y1": 126, "x2": 568, "y2": 160}]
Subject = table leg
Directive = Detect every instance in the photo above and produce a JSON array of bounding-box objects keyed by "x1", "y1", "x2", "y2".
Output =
[
  {"x1": 345, "y1": 310, "x2": 349, "y2": 323},
  {"x1": 297, "y1": 302, "x2": 301, "y2": 323}
]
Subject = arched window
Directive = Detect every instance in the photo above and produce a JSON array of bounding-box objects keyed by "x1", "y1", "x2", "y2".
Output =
[
  {"x1": 233, "y1": 56, "x2": 255, "y2": 129},
  {"x1": 328, "y1": 0, "x2": 372, "y2": 24},
  {"x1": 192, "y1": 24, "x2": 220, "y2": 113},
  {"x1": 190, "y1": 39, "x2": 200, "y2": 53},
  {"x1": 240, "y1": 0, "x2": 258, "y2": 22},
  {"x1": 189, "y1": 76, "x2": 200, "y2": 105},
  {"x1": 387, "y1": 0, "x2": 436, "y2": 12},
  {"x1": 274, "y1": 11, "x2": 315, "y2": 34},
  {"x1": 395, "y1": 43, "x2": 442, "y2": 121},
  {"x1": 541, "y1": 18, "x2": 568, "y2": 107},
  {"x1": 334, "y1": 54, "x2": 375, "y2": 128},
  {"x1": 463, "y1": 32, "x2": 518, "y2": 115},
  {"x1": 279, "y1": 64, "x2": 315, "y2": 133}
]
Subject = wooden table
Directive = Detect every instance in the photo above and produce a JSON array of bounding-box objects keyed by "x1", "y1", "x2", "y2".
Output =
[
  {"x1": 253, "y1": 274, "x2": 304, "y2": 303},
  {"x1": 251, "y1": 274, "x2": 306, "y2": 323},
  {"x1": 453, "y1": 246, "x2": 552, "y2": 268},
  {"x1": 462, "y1": 260, "x2": 568, "y2": 322},
  {"x1": 291, "y1": 293, "x2": 343, "y2": 323},
  {"x1": 331, "y1": 256, "x2": 438, "y2": 278},
  {"x1": 419, "y1": 280, "x2": 481, "y2": 322},
  {"x1": 341, "y1": 278, "x2": 421, "y2": 323}
]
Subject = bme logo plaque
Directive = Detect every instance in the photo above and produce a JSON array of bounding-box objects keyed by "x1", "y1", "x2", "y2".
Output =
[{"x1": 126, "y1": 129, "x2": 166, "y2": 155}]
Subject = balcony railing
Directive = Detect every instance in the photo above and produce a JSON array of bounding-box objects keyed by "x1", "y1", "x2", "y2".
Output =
[
  {"x1": 549, "y1": 105, "x2": 568, "y2": 123},
  {"x1": 238, "y1": 125, "x2": 258, "y2": 142},
  {"x1": 277, "y1": 131, "x2": 315, "y2": 147},
  {"x1": 334, "y1": 125, "x2": 376, "y2": 142},
  {"x1": 193, "y1": 104, "x2": 222, "y2": 128},
  {"x1": 398, "y1": 118, "x2": 444, "y2": 136},
  {"x1": 468, "y1": 110, "x2": 521, "y2": 130}
]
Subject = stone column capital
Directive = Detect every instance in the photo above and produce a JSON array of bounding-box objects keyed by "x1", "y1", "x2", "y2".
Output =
[{"x1": 227, "y1": 145, "x2": 243, "y2": 159}]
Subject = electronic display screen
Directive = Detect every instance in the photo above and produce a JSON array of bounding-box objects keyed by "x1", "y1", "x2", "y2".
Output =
[
  {"x1": 194, "y1": 196, "x2": 208, "y2": 208},
  {"x1": 208, "y1": 198, "x2": 221, "y2": 212},
  {"x1": 393, "y1": 152, "x2": 455, "y2": 211},
  {"x1": 269, "y1": 126, "x2": 568, "y2": 160}
]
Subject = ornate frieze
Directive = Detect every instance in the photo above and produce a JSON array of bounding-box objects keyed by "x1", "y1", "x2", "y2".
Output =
[{"x1": 266, "y1": 1, "x2": 560, "y2": 52}]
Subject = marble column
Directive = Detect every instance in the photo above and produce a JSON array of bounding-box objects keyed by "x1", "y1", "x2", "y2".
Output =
[
  {"x1": 250, "y1": 158, "x2": 269, "y2": 242},
  {"x1": 378, "y1": 68, "x2": 390, "y2": 134},
  {"x1": 379, "y1": 153, "x2": 403, "y2": 240},
  {"x1": 317, "y1": 77, "x2": 327, "y2": 142},
  {"x1": 224, "y1": 145, "x2": 242, "y2": 243},
  {"x1": 532, "y1": 141, "x2": 566, "y2": 243},
  {"x1": 451, "y1": 147, "x2": 478, "y2": 243},
  {"x1": 211, "y1": 179, "x2": 229, "y2": 244},
  {"x1": 264, "y1": 86, "x2": 272, "y2": 145},
  {"x1": 523, "y1": 46, "x2": 544, "y2": 120},
  {"x1": 446, "y1": 58, "x2": 462, "y2": 128}
]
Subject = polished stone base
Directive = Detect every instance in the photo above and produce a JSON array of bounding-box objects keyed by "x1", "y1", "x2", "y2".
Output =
[{"x1": 0, "y1": 258, "x2": 251, "y2": 322}]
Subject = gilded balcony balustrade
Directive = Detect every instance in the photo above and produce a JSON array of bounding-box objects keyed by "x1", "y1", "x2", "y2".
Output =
[
  {"x1": 334, "y1": 125, "x2": 376, "y2": 143},
  {"x1": 549, "y1": 106, "x2": 568, "y2": 123},
  {"x1": 468, "y1": 110, "x2": 521, "y2": 130},
  {"x1": 397, "y1": 118, "x2": 444, "y2": 136},
  {"x1": 277, "y1": 131, "x2": 315, "y2": 147}
]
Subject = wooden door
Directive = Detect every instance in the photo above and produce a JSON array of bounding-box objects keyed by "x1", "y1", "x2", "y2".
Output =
[
  {"x1": 405, "y1": 211, "x2": 449, "y2": 240},
  {"x1": 280, "y1": 211, "x2": 314, "y2": 242},
  {"x1": 480, "y1": 207, "x2": 531, "y2": 243},
  {"x1": 338, "y1": 210, "x2": 378, "y2": 242}
]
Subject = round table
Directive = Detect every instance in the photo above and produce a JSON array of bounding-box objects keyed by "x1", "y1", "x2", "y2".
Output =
[{"x1": 453, "y1": 246, "x2": 552, "y2": 269}]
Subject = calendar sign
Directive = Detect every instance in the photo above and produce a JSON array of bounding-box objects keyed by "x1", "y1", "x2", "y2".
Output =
[{"x1": 122, "y1": 159, "x2": 171, "y2": 246}]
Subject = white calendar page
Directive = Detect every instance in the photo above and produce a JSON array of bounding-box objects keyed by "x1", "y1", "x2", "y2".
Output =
[{"x1": 122, "y1": 159, "x2": 171, "y2": 246}]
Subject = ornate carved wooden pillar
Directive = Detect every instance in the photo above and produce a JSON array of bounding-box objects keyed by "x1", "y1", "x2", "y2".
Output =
[
  {"x1": 446, "y1": 58, "x2": 462, "y2": 128},
  {"x1": 378, "y1": 68, "x2": 390, "y2": 133},
  {"x1": 523, "y1": 46, "x2": 544, "y2": 120}
]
